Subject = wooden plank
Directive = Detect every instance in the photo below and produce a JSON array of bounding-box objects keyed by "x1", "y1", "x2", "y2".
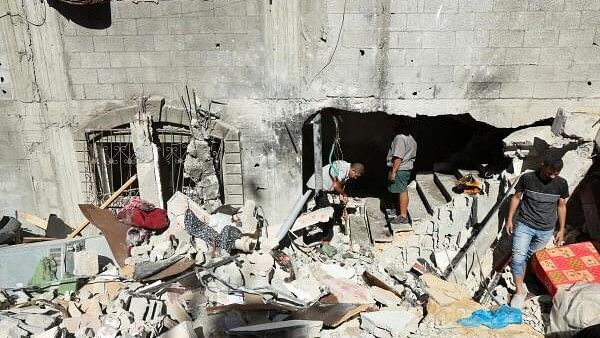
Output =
[
  {"x1": 18, "y1": 211, "x2": 48, "y2": 230},
  {"x1": 68, "y1": 174, "x2": 137, "y2": 239}
]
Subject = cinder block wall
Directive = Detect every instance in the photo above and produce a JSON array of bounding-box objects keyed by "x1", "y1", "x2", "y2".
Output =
[{"x1": 2, "y1": 0, "x2": 600, "y2": 225}]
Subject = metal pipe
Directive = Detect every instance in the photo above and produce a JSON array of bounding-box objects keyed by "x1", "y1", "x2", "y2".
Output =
[
  {"x1": 275, "y1": 190, "x2": 313, "y2": 243},
  {"x1": 312, "y1": 114, "x2": 323, "y2": 193}
]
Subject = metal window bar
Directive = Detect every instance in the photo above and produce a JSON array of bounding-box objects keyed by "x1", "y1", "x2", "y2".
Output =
[{"x1": 85, "y1": 126, "x2": 193, "y2": 211}]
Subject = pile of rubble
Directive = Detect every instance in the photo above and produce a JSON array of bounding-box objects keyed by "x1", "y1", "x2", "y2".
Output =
[{"x1": 0, "y1": 108, "x2": 598, "y2": 337}]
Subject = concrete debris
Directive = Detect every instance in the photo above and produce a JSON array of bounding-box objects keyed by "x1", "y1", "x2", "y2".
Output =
[
  {"x1": 360, "y1": 310, "x2": 419, "y2": 338},
  {"x1": 4, "y1": 111, "x2": 594, "y2": 338},
  {"x1": 552, "y1": 108, "x2": 600, "y2": 142}
]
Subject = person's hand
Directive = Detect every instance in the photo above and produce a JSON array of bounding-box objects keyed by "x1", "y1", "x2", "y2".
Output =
[
  {"x1": 554, "y1": 229, "x2": 565, "y2": 246},
  {"x1": 388, "y1": 171, "x2": 396, "y2": 183},
  {"x1": 506, "y1": 220, "x2": 514, "y2": 235}
]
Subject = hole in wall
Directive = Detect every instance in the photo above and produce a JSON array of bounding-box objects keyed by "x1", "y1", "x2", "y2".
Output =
[
  {"x1": 254, "y1": 163, "x2": 259, "y2": 167},
  {"x1": 359, "y1": 49, "x2": 365, "y2": 56},
  {"x1": 0, "y1": 77, "x2": 4, "y2": 83},
  {"x1": 215, "y1": 43, "x2": 221, "y2": 48},
  {"x1": 588, "y1": 81, "x2": 592, "y2": 86},
  {"x1": 1, "y1": 90, "x2": 6, "y2": 94},
  {"x1": 302, "y1": 109, "x2": 552, "y2": 197},
  {"x1": 412, "y1": 91, "x2": 418, "y2": 95},
  {"x1": 49, "y1": 0, "x2": 111, "y2": 29}
]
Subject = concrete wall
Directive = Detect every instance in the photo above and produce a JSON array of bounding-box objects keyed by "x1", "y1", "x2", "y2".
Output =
[{"x1": 1, "y1": 0, "x2": 600, "y2": 226}]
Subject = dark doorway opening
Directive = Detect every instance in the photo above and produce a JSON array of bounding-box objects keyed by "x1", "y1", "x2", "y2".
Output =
[{"x1": 302, "y1": 108, "x2": 552, "y2": 197}]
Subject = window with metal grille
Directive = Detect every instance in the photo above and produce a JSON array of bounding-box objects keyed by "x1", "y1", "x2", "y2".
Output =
[{"x1": 84, "y1": 123, "x2": 193, "y2": 211}]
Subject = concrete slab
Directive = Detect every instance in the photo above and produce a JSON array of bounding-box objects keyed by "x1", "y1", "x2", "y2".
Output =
[
  {"x1": 360, "y1": 310, "x2": 419, "y2": 338},
  {"x1": 406, "y1": 182, "x2": 429, "y2": 222},
  {"x1": 415, "y1": 174, "x2": 448, "y2": 215}
]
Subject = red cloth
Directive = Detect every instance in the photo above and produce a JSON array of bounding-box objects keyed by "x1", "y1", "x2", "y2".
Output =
[
  {"x1": 531, "y1": 241, "x2": 600, "y2": 296},
  {"x1": 117, "y1": 197, "x2": 169, "y2": 231}
]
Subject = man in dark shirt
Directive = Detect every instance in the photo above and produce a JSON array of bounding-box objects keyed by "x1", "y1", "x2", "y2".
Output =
[{"x1": 506, "y1": 155, "x2": 569, "y2": 309}]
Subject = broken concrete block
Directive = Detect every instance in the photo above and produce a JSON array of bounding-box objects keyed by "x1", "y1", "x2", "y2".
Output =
[
  {"x1": 433, "y1": 250, "x2": 458, "y2": 271},
  {"x1": 158, "y1": 321, "x2": 197, "y2": 338},
  {"x1": 73, "y1": 250, "x2": 99, "y2": 276},
  {"x1": 291, "y1": 207, "x2": 334, "y2": 232},
  {"x1": 560, "y1": 146, "x2": 594, "y2": 194},
  {"x1": 166, "y1": 192, "x2": 211, "y2": 229},
  {"x1": 228, "y1": 320, "x2": 323, "y2": 338},
  {"x1": 68, "y1": 302, "x2": 83, "y2": 317},
  {"x1": 320, "y1": 263, "x2": 355, "y2": 279},
  {"x1": 552, "y1": 109, "x2": 600, "y2": 141},
  {"x1": 370, "y1": 286, "x2": 402, "y2": 307},
  {"x1": 360, "y1": 310, "x2": 419, "y2": 338},
  {"x1": 128, "y1": 297, "x2": 149, "y2": 322},
  {"x1": 62, "y1": 314, "x2": 101, "y2": 334},
  {"x1": 422, "y1": 274, "x2": 471, "y2": 306},
  {"x1": 32, "y1": 327, "x2": 60, "y2": 338},
  {"x1": 238, "y1": 200, "x2": 258, "y2": 234},
  {"x1": 503, "y1": 126, "x2": 556, "y2": 155}
]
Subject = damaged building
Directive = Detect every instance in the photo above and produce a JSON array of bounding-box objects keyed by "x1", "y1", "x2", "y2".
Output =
[{"x1": 0, "y1": 0, "x2": 600, "y2": 337}]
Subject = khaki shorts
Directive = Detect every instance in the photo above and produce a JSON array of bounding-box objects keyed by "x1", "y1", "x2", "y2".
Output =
[{"x1": 388, "y1": 170, "x2": 412, "y2": 193}]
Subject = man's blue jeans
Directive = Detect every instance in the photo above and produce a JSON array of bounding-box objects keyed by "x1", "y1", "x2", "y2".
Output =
[{"x1": 511, "y1": 220, "x2": 554, "y2": 277}]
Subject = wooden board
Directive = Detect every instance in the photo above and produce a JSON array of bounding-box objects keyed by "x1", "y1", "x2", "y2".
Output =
[{"x1": 18, "y1": 211, "x2": 48, "y2": 230}]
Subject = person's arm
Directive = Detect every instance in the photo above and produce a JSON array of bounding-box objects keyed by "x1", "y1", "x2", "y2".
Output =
[
  {"x1": 506, "y1": 191, "x2": 522, "y2": 235},
  {"x1": 554, "y1": 198, "x2": 567, "y2": 245},
  {"x1": 388, "y1": 157, "x2": 402, "y2": 182}
]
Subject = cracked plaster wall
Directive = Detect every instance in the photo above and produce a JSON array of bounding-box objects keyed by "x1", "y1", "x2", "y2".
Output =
[{"x1": 2, "y1": 0, "x2": 600, "y2": 226}]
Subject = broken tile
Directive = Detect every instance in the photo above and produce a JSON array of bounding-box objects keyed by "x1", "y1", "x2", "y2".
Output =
[{"x1": 228, "y1": 320, "x2": 323, "y2": 338}]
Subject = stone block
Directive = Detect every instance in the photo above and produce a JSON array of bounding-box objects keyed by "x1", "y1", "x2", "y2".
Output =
[
  {"x1": 136, "y1": 18, "x2": 169, "y2": 35},
  {"x1": 422, "y1": 31, "x2": 455, "y2": 48},
  {"x1": 438, "y1": 48, "x2": 471, "y2": 65},
  {"x1": 532, "y1": 82, "x2": 568, "y2": 98},
  {"x1": 440, "y1": 13, "x2": 475, "y2": 30},
  {"x1": 405, "y1": 49, "x2": 438, "y2": 65},
  {"x1": 223, "y1": 174, "x2": 242, "y2": 185},
  {"x1": 406, "y1": 13, "x2": 439, "y2": 31},
  {"x1": 505, "y1": 48, "x2": 540, "y2": 64},
  {"x1": 558, "y1": 29, "x2": 595, "y2": 47},
  {"x1": 69, "y1": 69, "x2": 98, "y2": 84},
  {"x1": 567, "y1": 81, "x2": 599, "y2": 98},
  {"x1": 466, "y1": 82, "x2": 501, "y2": 98},
  {"x1": 80, "y1": 52, "x2": 110, "y2": 68},
  {"x1": 552, "y1": 109, "x2": 600, "y2": 141},
  {"x1": 539, "y1": 48, "x2": 574, "y2": 65},
  {"x1": 474, "y1": 13, "x2": 510, "y2": 29},
  {"x1": 93, "y1": 36, "x2": 125, "y2": 52},
  {"x1": 225, "y1": 184, "x2": 243, "y2": 195},
  {"x1": 509, "y1": 12, "x2": 546, "y2": 30},
  {"x1": 129, "y1": 297, "x2": 149, "y2": 322},
  {"x1": 110, "y1": 52, "x2": 141, "y2": 68},
  {"x1": 524, "y1": 30, "x2": 559, "y2": 47},
  {"x1": 113, "y1": 84, "x2": 143, "y2": 99},
  {"x1": 139, "y1": 51, "x2": 171, "y2": 67},
  {"x1": 421, "y1": 66, "x2": 453, "y2": 82},
  {"x1": 544, "y1": 11, "x2": 581, "y2": 28},
  {"x1": 471, "y1": 48, "x2": 506, "y2": 65},
  {"x1": 489, "y1": 30, "x2": 524, "y2": 47},
  {"x1": 226, "y1": 194, "x2": 244, "y2": 206},
  {"x1": 519, "y1": 65, "x2": 559, "y2": 81},
  {"x1": 459, "y1": 0, "x2": 494, "y2": 12},
  {"x1": 422, "y1": 0, "x2": 459, "y2": 12},
  {"x1": 455, "y1": 30, "x2": 489, "y2": 47},
  {"x1": 390, "y1": 0, "x2": 419, "y2": 13},
  {"x1": 107, "y1": 20, "x2": 138, "y2": 35},
  {"x1": 97, "y1": 68, "x2": 128, "y2": 84},
  {"x1": 528, "y1": 0, "x2": 565, "y2": 11},
  {"x1": 63, "y1": 36, "x2": 94, "y2": 52},
  {"x1": 500, "y1": 82, "x2": 534, "y2": 98},
  {"x1": 566, "y1": 0, "x2": 600, "y2": 11},
  {"x1": 573, "y1": 47, "x2": 600, "y2": 64},
  {"x1": 117, "y1": 2, "x2": 152, "y2": 19},
  {"x1": 83, "y1": 84, "x2": 114, "y2": 99},
  {"x1": 223, "y1": 153, "x2": 241, "y2": 164},
  {"x1": 154, "y1": 35, "x2": 185, "y2": 51},
  {"x1": 390, "y1": 32, "x2": 422, "y2": 48},
  {"x1": 493, "y1": 0, "x2": 527, "y2": 11},
  {"x1": 389, "y1": 14, "x2": 407, "y2": 30},
  {"x1": 123, "y1": 35, "x2": 156, "y2": 52},
  {"x1": 361, "y1": 311, "x2": 419, "y2": 338},
  {"x1": 126, "y1": 68, "x2": 157, "y2": 83}
]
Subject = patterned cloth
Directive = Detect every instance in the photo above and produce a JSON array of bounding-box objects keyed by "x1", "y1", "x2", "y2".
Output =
[
  {"x1": 532, "y1": 242, "x2": 600, "y2": 296},
  {"x1": 184, "y1": 209, "x2": 241, "y2": 253}
]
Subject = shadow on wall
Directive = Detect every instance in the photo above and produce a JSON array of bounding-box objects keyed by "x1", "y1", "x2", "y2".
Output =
[
  {"x1": 49, "y1": 0, "x2": 111, "y2": 29},
  {"x1": 302, "y1": 108, "x2": 553, "y2": 197}
]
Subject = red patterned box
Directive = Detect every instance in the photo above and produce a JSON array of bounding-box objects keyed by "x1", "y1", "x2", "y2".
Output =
[{"x1": 531, "y1": 242, "x2": 600, "y2": 296}]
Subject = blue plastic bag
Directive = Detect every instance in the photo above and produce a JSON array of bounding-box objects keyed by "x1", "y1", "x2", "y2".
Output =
[{"x1": 458, "y1": 305, "x2": 523, "y2": 329}]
